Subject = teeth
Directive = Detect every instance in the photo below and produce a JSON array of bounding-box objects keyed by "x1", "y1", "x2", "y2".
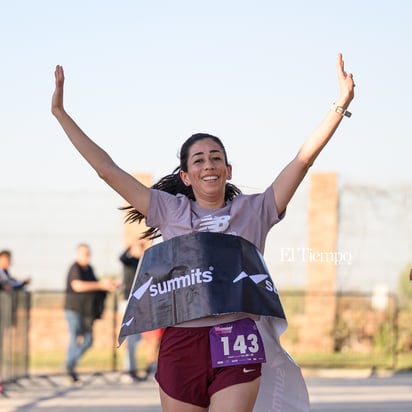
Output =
[{"x1": 203, "y1": 176, "x2": 218, "y2": 181}]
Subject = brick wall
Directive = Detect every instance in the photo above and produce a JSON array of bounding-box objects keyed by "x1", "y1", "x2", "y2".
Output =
[{"x1": 303, "y1": 172, "x2": 338, "y2": 351}]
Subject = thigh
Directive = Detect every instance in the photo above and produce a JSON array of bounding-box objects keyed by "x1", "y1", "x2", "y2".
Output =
[
  {"x1": 159, "y1": 387, "x2": 208, "y2": 412},
  {"x1": 209, "y1": 377, "x2": 261, "y2": 412},
  {"x1": 209, "y1": 362, "x2": 261, "y2": 399},
  {"x1": 155, "y1": 327, "x2": 211, "y2": 408},
  {"x1": 65, "y1": 310, "x2": 82, "y2": 336}
]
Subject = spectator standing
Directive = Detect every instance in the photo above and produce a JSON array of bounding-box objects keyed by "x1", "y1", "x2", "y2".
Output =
[
  {"x1": 119, "y1": 239, "x2": 147, "y2": 382},
  {"x1": 0, "y1": 249, "x2": 31, "y2": 395},
  {"x1": 0, "y1": 250, "x2": 30, "y2": 291},
  {"x1": 64, "y1": 243, "x2": 118, "y2": 383}
]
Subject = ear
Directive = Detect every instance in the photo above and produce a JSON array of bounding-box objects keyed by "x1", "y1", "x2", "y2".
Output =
[
  {"x1": 227, "y1": 164, "x2": 233, "y2": 180},
  {"x1": 179, "y1": 170, "x2": 191, "y2": 186}
]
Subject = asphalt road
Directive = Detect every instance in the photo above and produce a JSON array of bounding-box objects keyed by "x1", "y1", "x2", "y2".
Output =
[
  {"x1": 307, "y1": 372, "x2": 412, "y2": 412},
  {"x1": 1, "y1": 371, "x2": 411, "y2": 411}
]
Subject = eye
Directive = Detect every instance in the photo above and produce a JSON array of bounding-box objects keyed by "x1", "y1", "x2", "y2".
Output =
[{"x1": 212, "y1": 156, "x2": 223, "y2": 162}]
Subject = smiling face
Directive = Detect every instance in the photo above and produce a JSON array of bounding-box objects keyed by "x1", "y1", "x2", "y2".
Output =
[{"x1": 179, "y1": 138, "x2": 232, "y2": 208}]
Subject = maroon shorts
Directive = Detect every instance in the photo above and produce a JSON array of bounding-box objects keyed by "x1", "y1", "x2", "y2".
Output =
[{"x1": 155, "y1": 325, "x2": 262, "y2": 408}]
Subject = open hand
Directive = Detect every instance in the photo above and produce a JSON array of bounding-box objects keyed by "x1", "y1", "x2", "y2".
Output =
[
  {"x1": 51, "y1": 65, "x2": 65, "y2": 116},
  {"x1": 336, "y1": 53, "x2": 355, "y2": 103}
]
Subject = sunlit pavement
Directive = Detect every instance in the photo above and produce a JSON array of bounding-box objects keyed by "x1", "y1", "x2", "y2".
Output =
[
  {"x1": 306, "y1": 372, "x2": 412, "y2": 412},
  {"x1": 0, "y1": 372, "x2": 162, "y2": 412},
  {"x1": 1, "y1": 371, "x2": 411, "y2": 411}
]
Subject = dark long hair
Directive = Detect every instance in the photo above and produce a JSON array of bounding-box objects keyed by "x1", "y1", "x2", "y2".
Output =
[{"x1": 121, "y1": 133, "x2": 241, "y2": 239}]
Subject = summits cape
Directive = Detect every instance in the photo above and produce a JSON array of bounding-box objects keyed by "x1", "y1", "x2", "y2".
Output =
[{"x1": 118, "y1": 232, "x2": 310, "y2": 412}]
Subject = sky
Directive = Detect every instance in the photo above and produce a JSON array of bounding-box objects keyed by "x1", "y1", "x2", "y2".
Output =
[{"x1": 1, "y1": 1, "x2": 412, "y2": 292}]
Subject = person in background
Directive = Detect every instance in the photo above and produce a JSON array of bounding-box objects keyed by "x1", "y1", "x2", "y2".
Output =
[
  {"x1": 64, "y1": 243, "x2": 118, "y2": 383},
  {"x1": 119, "y1": 238, "x2": 148, "y2": 382},
  {"x1": 0, "y1": 250, "x2": 31, "y2": 291},
  {"x1": 0, "y1": 249, "x2": 31, "y2": 396},
  {"x1": 140, "y1": 327, "x2": 164, "y2": 378}
]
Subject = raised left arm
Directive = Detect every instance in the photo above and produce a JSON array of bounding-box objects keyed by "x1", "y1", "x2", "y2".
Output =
[{"x1": 272, "y1": 53, "x2": 355, "y2": 215}]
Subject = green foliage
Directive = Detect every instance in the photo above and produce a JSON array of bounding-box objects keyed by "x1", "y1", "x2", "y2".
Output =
[
  {"x1": 397, "y1": 263, "x2": 412, "y2": 310},
  {"x1": 373, "y1": 322, "x2": 393, "y2": 353}
]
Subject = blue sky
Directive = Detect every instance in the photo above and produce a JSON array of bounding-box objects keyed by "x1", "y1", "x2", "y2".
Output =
[
  {"x1": 1, "y1": 1, "x2": 412, "y2": 291},
  {"x1": 1, "y1": 0, "x2": 411, "y2": 192}
]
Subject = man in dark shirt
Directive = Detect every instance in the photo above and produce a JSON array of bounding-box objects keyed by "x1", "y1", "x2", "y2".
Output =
[{"x1": 64, "y1": 243, "x2": 118, "y2": 383}]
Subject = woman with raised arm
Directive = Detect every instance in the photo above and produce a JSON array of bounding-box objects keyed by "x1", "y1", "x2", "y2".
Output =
[{"x1": 52, "y1": 53, "x2": 355, "y2": 412}]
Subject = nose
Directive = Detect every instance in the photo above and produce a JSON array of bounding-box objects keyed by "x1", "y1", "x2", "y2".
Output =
[{"x1": 204, "y1": 158, "x2": 215, "y2": 170}]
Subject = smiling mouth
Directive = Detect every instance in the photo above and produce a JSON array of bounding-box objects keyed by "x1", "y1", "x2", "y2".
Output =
[{"x1": 202, "y1": 176, "x2": 218, "y2": 181}]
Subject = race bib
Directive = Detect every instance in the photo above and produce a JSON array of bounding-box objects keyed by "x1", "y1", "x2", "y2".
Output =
[{"x1": 209, "y1": 318, "x2": 266, "y2": 368}]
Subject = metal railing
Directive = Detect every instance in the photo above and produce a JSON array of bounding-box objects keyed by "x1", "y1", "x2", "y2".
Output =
[
  {"x1": 0, "y1": 290, "x2": 30, "y2": 386},
  {"x1": 1, "y1": 288, "x2": 410, "y2": 387}
]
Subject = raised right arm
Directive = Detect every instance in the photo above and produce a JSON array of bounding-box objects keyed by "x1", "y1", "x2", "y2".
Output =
[{"x1": 51, "y1": 65, "x2": 150, "y2": 216}]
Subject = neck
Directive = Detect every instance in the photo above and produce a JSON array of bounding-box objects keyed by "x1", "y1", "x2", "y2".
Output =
[{"x1": 196, "y1": 198, "x2": 225, "y2": 209}]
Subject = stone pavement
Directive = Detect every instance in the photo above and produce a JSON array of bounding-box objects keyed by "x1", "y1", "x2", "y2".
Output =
[{"x1": 1, "y1": 370, "x2": 411, "y2": 411}]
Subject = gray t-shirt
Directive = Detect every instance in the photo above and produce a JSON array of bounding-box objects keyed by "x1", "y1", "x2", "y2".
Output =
[
  {"x1": 145, "y1": 185, "x2": 285, "y2": 327},
  {"x1": 146, "y1": 185, "x2": 284, "y2": 254}
]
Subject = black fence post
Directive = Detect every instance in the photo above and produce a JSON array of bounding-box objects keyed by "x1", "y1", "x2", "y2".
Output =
[
  {"x1": 111, "y1": 292, "x2": 118, "y2": 372},
  {"x1": 0, "y1": 290, "x2": 30, "y2": 385}
]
